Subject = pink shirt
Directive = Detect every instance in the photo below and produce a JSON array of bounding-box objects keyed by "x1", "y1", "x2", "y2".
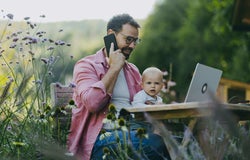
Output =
[{"x1": 67, "y1": 49, "x2": 142, "y2": 160}]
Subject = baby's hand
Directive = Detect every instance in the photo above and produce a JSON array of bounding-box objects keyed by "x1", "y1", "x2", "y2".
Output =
[{"x1": 145, "y1": 100, "x2": 154, "y2": 105}]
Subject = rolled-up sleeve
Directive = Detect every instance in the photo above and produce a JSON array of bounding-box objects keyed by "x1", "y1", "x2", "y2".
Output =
[{"x1": 73, "y1": 58, "x2": 110, "y2": 113}]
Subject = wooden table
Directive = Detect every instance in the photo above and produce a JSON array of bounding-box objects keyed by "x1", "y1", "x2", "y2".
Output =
[
  {"x1": 125, "y1": 102, "x2": 250, "y2": 159},
  {"x1": 125, "y1": 102, "x2": 250, "y2": 121}
]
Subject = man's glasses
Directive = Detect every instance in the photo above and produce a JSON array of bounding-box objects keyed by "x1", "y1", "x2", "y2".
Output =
[{"x1": 119, "y1": 32, "x2": 141, "y2": 45}]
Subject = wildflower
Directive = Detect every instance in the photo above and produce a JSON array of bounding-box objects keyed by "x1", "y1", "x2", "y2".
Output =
[
  {"x1": 48, "y1": 71, "x2": 53, "y2": 76},
  {"x1": 103, "y1": 113, "x2": 115, "y2": 124},
  {"x1": 52, "y1": 107, "x2": 62, "y2": 117},
  {"x1": 48, "y1": 56, "x2": 55, "y2": 64},
  {"x1": 6, "y1": 13, "x2": 14, "y2": 20},
  {"x1": 108, "y1": 104, "x2": 117, "y2": 115},
  {"x1": 68, "y1": 82, "x2": 76, "y2": 88},
  {"x1": 28, "y1": 50, "x2": 34, "y2": 55},
  {"x1": 68, "y1": 99, "x2": 75, "y2": 105},
  {"x1": 65, "y1": 152, "x2": 74, "y2": 156},
  {"x1": 49, "y1": 39, "x2": 54, "y2": 43},
  {"x1": 9, "y1": 43, "x2": 16, "y2": 48},
  {"x1": 35, "y1": 79, "x2": 42, "y2": 84},
  {"x1": 24, "y1": 17, "x2": 30, "y2": 20},
  {"x1": 41, "y1": 58, "x2": 49, "y2": 64},
  {"x1": 167, "y1": 80, "x2": 176, "y2": 87},
  {"x1": 116, "y1": 137, "x2": 120, "y2": 143},
  {"x1": 40, "y1": 14, "x2": 46, "y2": 18},
  {"x1": 7, "y1": 125, "x2": 12, "y2": 132},
  {"x1": 136, "y1": 128, "x2": 148, "y2": 139},
  {"x1": 66, "y1": 100, "x2": 76, "y2": 109},
  {"x1": 99, "y1": 131, "x2": 112, "y2": 141},
  {"x1": 55, "y1": 40, "x2": 65, "y2": 46},
  {"x1": 118, "y1": 118, "x2": 128, "y2": 131},
  {"x1": 12, "y1": 141, "x2": 26, "y2": 147},
  {"x1": 47, "y1": 46, "x2": 54, "y2": 50},
  {"x1": 40, "y1": 114, "x2": 45, "y2": 119},
  {"x1": 12, "y1": 37, "x2": 19, "y2": 42},
  {"x1": 55, "y1": 82, "x2": 62, "y2": 89},
  {"x1": 45, "y1": 105, "x2": 51, "y2": 114},
  {"x1": 61, "y1": 110, "x2": 67, "y2": 115},
  {"x1": 30, "y1": 37, "x2": 38, "y2": 43},
  {"x1": 102, "y1": 147, "x2": 111, "y2": 159},
  {"x1": 37, "y1": 113, "x2": 48, "y2": 123},
  {"x1": 163, "y1": 70, "x2": 168, "y2": 76}
]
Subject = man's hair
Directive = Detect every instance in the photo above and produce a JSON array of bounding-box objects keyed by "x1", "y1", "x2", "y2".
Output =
[{"x1": 107, "y1": 13, "x2": 140, "y2": 32}]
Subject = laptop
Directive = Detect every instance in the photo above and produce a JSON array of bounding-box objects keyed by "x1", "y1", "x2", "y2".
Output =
[{"x1": 184, "y1": 63, "x2": 223, "y2": 102}]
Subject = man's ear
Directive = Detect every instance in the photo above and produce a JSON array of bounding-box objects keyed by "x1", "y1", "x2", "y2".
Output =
[{"x1": 107, "y1": 29, "x2": 114, "y2": 35}]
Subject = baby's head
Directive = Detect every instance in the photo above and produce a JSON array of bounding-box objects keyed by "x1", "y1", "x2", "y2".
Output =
[{"x1": 141, "y1": 67, "x2": 164, "y2": 97}]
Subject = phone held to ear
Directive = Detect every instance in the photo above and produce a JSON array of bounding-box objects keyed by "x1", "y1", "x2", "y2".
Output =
[{"x1": 104, "y1": 33, "x2": 118, "y2": 57}]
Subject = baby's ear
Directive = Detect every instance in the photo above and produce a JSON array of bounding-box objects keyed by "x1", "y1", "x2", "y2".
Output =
[{"x1": 140, "y1": 82, "x2": 143, "y2": 88}]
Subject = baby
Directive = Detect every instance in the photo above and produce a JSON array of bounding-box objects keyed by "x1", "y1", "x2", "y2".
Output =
[{"x1": 132, "y1": 67, "x2": 164, "y2": 106}]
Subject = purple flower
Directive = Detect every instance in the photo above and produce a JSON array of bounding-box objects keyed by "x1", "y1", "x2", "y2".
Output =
[
  {"x1": 24, "y1": 17, "x2": 30, "y2": 20},
  {"x1": 6, "y1": 13, "x2": 14, "y2": 20},
  {"x1": 41, "y1": 58, "x2": 49, "y2": 64},
  {"x1": 69, "y1": 82, "x2": 76, "y2": 88}
]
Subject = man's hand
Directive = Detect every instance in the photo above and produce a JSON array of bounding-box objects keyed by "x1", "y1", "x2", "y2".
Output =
[{"x1": 109, "y1": 43, "x2": 125, "y2": 71}]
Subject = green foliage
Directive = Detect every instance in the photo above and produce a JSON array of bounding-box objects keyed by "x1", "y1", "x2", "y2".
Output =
[{"x1": 131, "y1": 0, "x2": 250, "y2": 101}]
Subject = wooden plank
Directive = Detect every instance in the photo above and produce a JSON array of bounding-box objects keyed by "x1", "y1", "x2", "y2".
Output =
[
  {"x1": 50, "y1": 83, "x2": 74, "y2": 107},
  {"x1": 56, "y1": 92, "x2": 73, "y2": 98},
  {"x1": 125, "y1": 102, "x2": 250, "y2": 120}
]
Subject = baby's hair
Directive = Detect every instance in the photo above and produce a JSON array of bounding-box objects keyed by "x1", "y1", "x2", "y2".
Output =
[{"x1": 142, "y1": 67, "x2": 163, "y2": 81}]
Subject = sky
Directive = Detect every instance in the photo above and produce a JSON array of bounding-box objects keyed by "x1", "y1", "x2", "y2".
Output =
[{"x1": 1, "y1": 0, "x2": 158, "y2": 22}]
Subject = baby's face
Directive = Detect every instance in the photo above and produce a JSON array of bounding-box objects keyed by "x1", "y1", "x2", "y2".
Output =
[{"x1": 142, "y1": 73, "x2": 163, "y2": 97}]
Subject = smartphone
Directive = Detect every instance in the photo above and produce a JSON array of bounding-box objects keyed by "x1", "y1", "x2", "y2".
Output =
[{"x1": 104, "y1": 33, "x2": 118, "y2": 57}]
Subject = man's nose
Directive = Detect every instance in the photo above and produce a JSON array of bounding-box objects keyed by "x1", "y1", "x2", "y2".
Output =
[{"x1": 128, "y1": 41, "x2": 136, "y2": 48}]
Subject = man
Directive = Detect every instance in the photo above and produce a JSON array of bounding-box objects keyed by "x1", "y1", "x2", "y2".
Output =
[{"x1": 67, "y1": 13, "x2": 170, "y2": 160}]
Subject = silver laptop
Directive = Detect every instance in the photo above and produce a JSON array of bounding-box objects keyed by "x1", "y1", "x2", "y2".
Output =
[{"x1": 184, "y1": 63, "x2": 223, "y2": 102}]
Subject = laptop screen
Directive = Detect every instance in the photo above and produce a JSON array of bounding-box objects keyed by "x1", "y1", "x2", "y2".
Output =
[{"x1": 184, "y1": 63, "x2": 223, "y2": 102}]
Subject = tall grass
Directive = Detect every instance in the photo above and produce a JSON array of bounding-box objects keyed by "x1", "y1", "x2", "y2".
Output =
[{"x1": 0, "y1": 12, "x2": 74, "y2": 160}]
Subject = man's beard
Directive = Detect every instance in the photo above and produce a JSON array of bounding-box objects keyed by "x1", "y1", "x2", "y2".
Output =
[{"x1": 121, "y1": 47, "x2": 133, "y2": 60}]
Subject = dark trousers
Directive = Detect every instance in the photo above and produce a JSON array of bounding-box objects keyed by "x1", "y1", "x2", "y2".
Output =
[{"x1": 91, "y1": 129, "x2": 171, "y2": 160}]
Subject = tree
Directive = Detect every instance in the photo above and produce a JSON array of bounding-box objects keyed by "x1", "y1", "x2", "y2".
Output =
[{"x1": 131, "y1": 0, "x2": 250, "y2": 101}]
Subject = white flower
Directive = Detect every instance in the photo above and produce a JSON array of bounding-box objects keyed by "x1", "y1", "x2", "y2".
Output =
[
  {"x1": 163, "y1": 71, "x2": 168, "y2": 76},
  {"x1": 167, "y1": 80, "x2": 176, "y2": 87},
  {"x1": 121, "y1": 126, "x2": 128, "y2": 132},
  {"x1": 99, "y1": 132, "x2": 112, "y2": 141},
  {"x1": 64, "y1": 152, "x2": 74, "y2": 156},
  {"x1": 102, "y1": 118, "x2": 112, "y2": 124}
]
